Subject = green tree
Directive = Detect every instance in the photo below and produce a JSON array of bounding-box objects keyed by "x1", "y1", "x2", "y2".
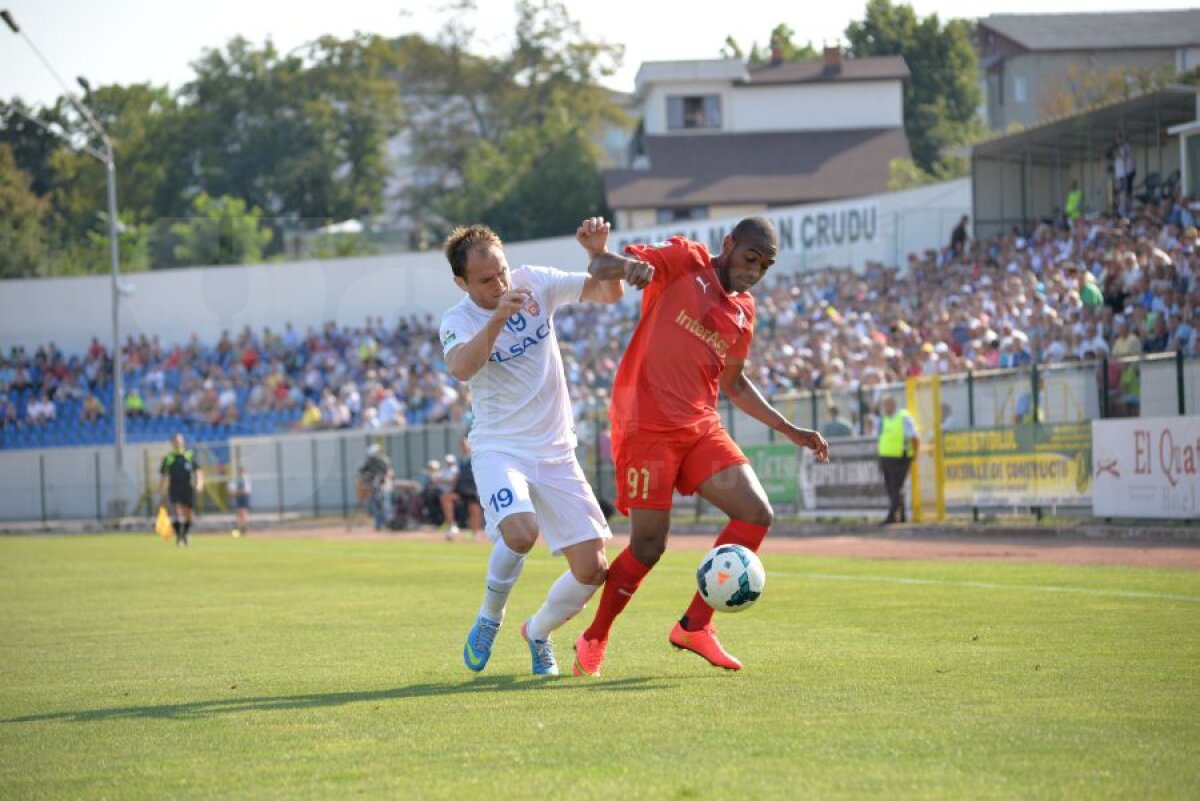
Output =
[
  {"x1": 723, "y1": 23, "x2": 818, "y2": 64},
  {"x1": 179, "y1": 35, "x2": 403, "y2": 227},
  {"x1": 0, "y1": 100, "x2": 69, "y2": 197},
  {"x1": 394, "y1": 0, "x2": 625, "y2": 239},
  {"x1": 845, "y1": 0, "x2": 982, "y2": 173},
  {"x1": 3, "y1": 83, "x2": 184, "y2": 273},
  {"x1": 41, "y1": 212, "x2": 152, "y2": 276},
  {"x1": 312, "y1": 232, "x2": 378, "y2": 259},
  {"x1": 0, "y1": 143, "x2": 48, "y2": 278},
  {"x1": 169, "y1": 192, "x2": 273, "y2": 266},
  {"x1": 447, "y1": 104, "x2": 610, "y2": 241}
]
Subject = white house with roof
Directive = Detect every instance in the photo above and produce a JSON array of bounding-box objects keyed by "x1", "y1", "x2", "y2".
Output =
[{"x1": 603, "y1": 48, "x2": 912, "y2": 231}]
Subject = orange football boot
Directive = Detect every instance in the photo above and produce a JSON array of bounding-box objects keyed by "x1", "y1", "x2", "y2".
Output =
[
  {"x1": 573, "y1": 634, "x2": 608, "y2": 677},
  {"x1": 669, "y1": 621, "x2": 743, "y2": 671}
]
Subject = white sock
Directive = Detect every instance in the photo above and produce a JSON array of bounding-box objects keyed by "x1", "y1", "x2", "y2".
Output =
[
  {"x1": 479, "y1": 540, "x2": 526, "y2": 622},
  {"x1": 526, "y1": 571, "x2": 599, "y2": 641}
]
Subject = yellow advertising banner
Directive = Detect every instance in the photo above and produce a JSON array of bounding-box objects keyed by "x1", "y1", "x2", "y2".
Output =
[{"x1": 943, "y1": 423, "x2": 1092, "y2": 507}]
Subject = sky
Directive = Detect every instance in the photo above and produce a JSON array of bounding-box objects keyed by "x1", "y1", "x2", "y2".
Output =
[{"x1": 1, "y1": 0, "x2": 1198, "y2": 107}]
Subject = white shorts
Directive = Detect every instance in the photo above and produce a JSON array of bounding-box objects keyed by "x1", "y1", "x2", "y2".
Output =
[{"x1": 472, "y1": 450, "x2": 611, "y2": 555}]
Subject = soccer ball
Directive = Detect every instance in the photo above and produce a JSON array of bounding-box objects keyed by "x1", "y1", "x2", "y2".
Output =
[{"x1": 696, "y1": 544, "x2": 766, "y2": 613}]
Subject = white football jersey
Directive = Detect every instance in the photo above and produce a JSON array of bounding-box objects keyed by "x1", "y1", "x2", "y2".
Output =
[{"x1": 439, "y1": 265, "x2": 587, "y2": 459}]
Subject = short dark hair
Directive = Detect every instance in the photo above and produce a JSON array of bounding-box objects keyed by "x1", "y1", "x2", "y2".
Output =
[
  {"x1": 731, "y1": 216, "x2": 777, "y2": 248},
  {"x1": 443, "y1": 225, "x2": 503, "y2": 279}
]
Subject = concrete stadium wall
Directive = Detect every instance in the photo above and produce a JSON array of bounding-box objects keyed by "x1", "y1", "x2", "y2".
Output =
[
  {"x1": 0, "y1": 238, "x2": 585, "y2": 354},
  {"x1": 0, "y1": 442, "x2": 157, "y2": 522},
  {"x1": 0, "y1": 180, "x2": 970, "y2": 353}
]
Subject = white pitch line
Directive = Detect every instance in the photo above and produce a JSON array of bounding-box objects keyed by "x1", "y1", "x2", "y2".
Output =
[{"x1": 767, "y1": 570, "x2": 1200, "y2": 604}]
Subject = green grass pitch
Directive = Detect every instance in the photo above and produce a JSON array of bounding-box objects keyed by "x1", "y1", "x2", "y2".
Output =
[{"x1": 1, "y1": 533, "x2": 1198, "y2": 800}]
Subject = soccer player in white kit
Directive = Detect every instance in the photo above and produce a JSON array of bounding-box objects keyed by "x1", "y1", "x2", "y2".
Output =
[{"x1": 440, "y1": 218, "x2": 653, "y2": 676}]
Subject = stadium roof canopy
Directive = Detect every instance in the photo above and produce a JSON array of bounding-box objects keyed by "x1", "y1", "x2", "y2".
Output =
[
  {"x1": 970, "y1": 85, "x2": 1199, "y2": 237},
  {"x1": 972, "y1": 85, "x2": 1199, "y2": 167}
]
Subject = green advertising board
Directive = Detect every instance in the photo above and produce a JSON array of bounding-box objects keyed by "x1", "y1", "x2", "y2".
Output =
[{"x1": 743, "y1": 443, "x2": 798, "y2": 505}]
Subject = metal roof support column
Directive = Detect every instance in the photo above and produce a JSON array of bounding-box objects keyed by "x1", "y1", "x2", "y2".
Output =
[{"x1": 1022, "y1": 148, "x2": 1031, "y2": 230}]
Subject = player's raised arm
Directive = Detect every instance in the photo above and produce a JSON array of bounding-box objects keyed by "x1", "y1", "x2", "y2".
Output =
[
  {"x1": 718, "y1": 357, "x2": 829, "y2": 462},
  {"x1": 444, "y1": 287, "x2": 533, "y2": 381},
  {"x1": 578, "y1": 217, "x2": 654, "y2": 303}
]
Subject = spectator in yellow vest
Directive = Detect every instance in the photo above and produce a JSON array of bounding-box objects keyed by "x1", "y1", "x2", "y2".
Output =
[
  {"x1": 876, "y1": 395, "x2": 919, "y2": 525},
  {"x1": 1065, "y1": 180, "x2": 1082, "y2": 223},
  {"x1": 125, "y1": 388, "x2": 146, "y2": 419}
]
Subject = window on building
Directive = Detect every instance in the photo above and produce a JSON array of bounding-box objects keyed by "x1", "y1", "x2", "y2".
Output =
[
  {"x1": 667, "y1": 95, "x2": 722, "y2": 130},
  {"x1": 655, "y1": 207, "x2": 709, "y2": 224},
  {"x1": 1014, "y1": 75, "x2": 1028, "y2": 104}
]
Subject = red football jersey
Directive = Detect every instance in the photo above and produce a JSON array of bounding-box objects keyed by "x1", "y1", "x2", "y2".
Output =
[{"x1": 611, "y1": 236, "x2": 756, "y2": 432}]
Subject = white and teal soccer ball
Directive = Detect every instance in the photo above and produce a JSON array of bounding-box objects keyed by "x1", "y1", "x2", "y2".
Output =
[{"x1": 696, "y1": 544, "x2": 766, "y2": 613}]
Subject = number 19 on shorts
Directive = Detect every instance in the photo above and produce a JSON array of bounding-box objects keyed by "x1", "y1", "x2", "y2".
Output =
[
  {"x1": 489, "y1": 488, "x2": 514, "y2": 513},
  {"x1": 626, "y1": 467, "x2": 651, "y2": 500}
]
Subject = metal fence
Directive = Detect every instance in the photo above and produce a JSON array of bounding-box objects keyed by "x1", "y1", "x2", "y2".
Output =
[
  {"x1": 754, "y1": 352, "x2": 1197, "y2": 435},
  {"x1": 1, "y1": 352, "x2": 1195, "y2": 523}
]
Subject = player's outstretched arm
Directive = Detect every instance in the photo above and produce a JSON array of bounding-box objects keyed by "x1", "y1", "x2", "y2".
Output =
[
  {"x1": 445, "y1": 288, "x2": 532, "y2": 381},
  {"x1": 578, "y1": 216, "x2": 654, "y2": 303},
  {"x1": 719, "y1": 359, "x2": 830, "y2": 463},
  {"x1": 585, "y1": 250, "x2": 654, "y2": 296}
]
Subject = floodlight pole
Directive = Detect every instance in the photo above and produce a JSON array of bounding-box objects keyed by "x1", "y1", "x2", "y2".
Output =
[
  {"x1": 3, "y1": 10, "x2": 126, "y2": 522},
  {"x1": 103, "y1": 137, "x2": 125, "y2": 522}
]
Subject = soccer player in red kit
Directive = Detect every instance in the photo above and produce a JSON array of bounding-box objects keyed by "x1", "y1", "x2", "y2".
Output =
[{"x1": 573, "y1": 216, "x2": 829, "y2": 675}]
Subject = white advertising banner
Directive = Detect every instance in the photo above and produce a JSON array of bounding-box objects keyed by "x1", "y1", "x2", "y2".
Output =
[
  {"x1": 611, "y1": 199, "x2": 884, "y2": 265},
  {"x1": 1092, "y1": 417, "x2": 1200, "y2": 519}
]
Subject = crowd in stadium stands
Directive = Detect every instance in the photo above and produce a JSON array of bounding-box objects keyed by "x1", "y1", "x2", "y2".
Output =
[
  {"x1": 2, "y1": 197, "x2": 1197, "y2": 452},
  {"x1": 0, "y1": 316, "x2": 468, "y2": 450}
]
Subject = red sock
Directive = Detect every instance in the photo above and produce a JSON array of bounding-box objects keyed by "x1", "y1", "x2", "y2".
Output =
[
  {"x1": 581, "y1": 546, "x2": 651, "y2": 642},
  {"x1": 682, "y1": 519, "x2": 769, "y2": 631}
]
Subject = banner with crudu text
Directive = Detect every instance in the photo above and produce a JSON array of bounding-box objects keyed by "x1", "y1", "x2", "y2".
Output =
[
  {"x1": 1092, "y1": 417, "x2": 1200, "y2": 519},
  {"x1": 942, "y1": 423, "x2": 1092, "y2": 508},
  {"x1": 612, "y1": 200, "x2": 883, "y2": 266}
]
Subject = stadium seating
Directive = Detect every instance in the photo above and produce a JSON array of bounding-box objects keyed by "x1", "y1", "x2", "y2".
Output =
[{"x1": 3, "y1": 202, "x2": 1197, "y2": 460}]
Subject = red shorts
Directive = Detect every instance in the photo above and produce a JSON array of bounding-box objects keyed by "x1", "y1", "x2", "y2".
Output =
[{"x1": 611, "y1": 420, "x2": 748, "y2": 515}]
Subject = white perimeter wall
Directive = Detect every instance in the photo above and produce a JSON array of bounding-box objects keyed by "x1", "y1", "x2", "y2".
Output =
[{"x1": 0, "y1": 179, "x2": 970, "y2": 353}]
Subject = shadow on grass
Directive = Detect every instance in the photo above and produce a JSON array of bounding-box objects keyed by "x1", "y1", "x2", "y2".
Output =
[{"x1": 2, "y1": 674, "x2": 670, "y2": 723}]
